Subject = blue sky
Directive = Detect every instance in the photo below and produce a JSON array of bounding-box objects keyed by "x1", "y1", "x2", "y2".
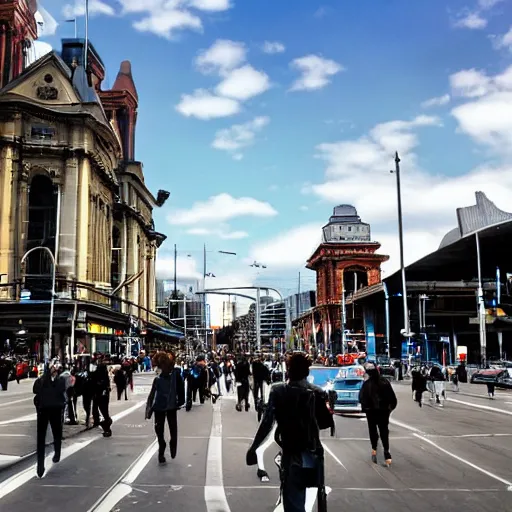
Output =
[{"x1": 37, "y1": 0, "x2": 512, "y2": 319}]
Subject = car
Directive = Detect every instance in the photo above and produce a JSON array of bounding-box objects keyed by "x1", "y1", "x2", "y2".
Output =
[
  {"x1": 330, "y1": 365, "x2": 365, "y2": 413},
  {"x1": 470, "y1": 368, "x2": 512, "y2": 388}
]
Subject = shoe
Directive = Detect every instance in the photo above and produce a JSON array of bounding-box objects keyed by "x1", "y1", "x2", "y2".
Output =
[
  {"x1": 257, "y1": 469, "x2": 270, "y2": 482},
  {"x1": 52, "y1": 454, "x2": 61, "y2": 463},
  {"x1": 384, "y1": 452, "x2": 392, "y2": 466},
  {"x1": 245, "y1": 403, "x2": 250, "y2": 412},
  {"x1": 212, "y1": 396, "x2": 217, "y2": 404},
  {"x1": 371, "y1": 450, "x2": 377, "y2": 464},
  {"x1": 158, "y1": 454, "x2": 166, "y2": 464},
  {"x1": 170, "y1": 443, "x2": 177, "y2": 459},
  {"x1": 235, "y1": 403, "x2": 242, "y2": 412},
  {"x1": 37, "y1": 464, "x2": 45, "y2": 478}
]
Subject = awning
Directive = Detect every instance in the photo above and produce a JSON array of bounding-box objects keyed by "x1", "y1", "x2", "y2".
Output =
[{"x1": 146, "y1": 326, "x2": 184, "y2": 340}]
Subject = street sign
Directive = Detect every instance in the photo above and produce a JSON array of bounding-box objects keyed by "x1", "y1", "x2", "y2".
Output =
[{"x1": 20, "y1": 289, "x2": 31, "y2": 301}]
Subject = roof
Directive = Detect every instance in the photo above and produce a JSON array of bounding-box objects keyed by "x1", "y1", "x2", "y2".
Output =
[{"x1": 385, "y1": 192, "x2": 512, "y2": 290}]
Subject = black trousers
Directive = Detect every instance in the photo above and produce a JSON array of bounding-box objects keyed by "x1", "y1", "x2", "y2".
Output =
[
  {"x1": 116, "y1": 385, "x2": 128, "y2": 401},
  {"x1": 237, "y1": 380, "x2": 250, "y2": 406},
  {"x1": 365, "y1": 410, "x2": 390, "y2": 453},
  {"x1": 186, "y1": 383, "x2": 205, "y2": 410},
  {"x1": 253, "y1": 379, "x2": 264, "y2": 405},
  {"x1": 37, "y1": 408, "x2": 64, "y2": 468},
  {"x1": 93, "y1": 394, "x2": 112, "y2": 432},
  {"x1": 154, "y1": 409, "x2": 178, "y2": 454}
]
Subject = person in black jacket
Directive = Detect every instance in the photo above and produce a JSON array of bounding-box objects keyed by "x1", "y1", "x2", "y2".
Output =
[
  {"x1": 246, "y1": 352, "x2": 334, "y2": 512},
  {"x1": 91, "y1": 355, "x2": 112, "y2": 437},
  {"x1": 251, "y1": 354, "x2": 270, "y2": 408},
  {"x1": 33, "y1": 363, "x2": 67, "y2": 478},
  {"x1": 359, "y1": 362, "x2": 397, "y2": 466},
  {"x1": 146, "y1": 352, "x2": 185, "y2": 463},
  {"x1": 235, "y1": 354, "x2": 251, "y2": 412}
]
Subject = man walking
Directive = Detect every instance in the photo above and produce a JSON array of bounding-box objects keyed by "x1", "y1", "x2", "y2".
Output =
[
  {"x1": 33, "y1": 362, "x2": 67, "y2": 478},
  {"x1": 246, "y1": 352, "x2": 334, "y2": 511}
]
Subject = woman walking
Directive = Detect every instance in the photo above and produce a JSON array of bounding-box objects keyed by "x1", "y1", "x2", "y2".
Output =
[
  {"x1": 146, "y1": 352, "x2": 185, "y2": 464},
  {"x1": 359, "y1": 362, "x2": 398, "y2": 466}
]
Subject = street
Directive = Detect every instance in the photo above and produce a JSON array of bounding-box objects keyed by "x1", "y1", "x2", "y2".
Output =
[{"x1": 0, "y1": 375, "x2": 511, "y2": 511}]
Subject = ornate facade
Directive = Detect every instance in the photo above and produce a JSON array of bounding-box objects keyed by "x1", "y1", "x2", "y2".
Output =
[
  {"x1": 0, "y1": 2, "x2": 173, "y2": 358},
  {"x1": 293, "y1": 205, "x2": 388, "y2": 355}
]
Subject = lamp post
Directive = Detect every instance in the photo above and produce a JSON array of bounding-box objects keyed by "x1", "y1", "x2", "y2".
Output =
[
  {"x1": 391, "y1": 152, "x2": 411, "y2": 360},
  {"x1": 21, "y1": 246, "x2": 56, "y2": 364},
  {"x1": 475, "y1": 232, "x2": 487, "y2": 367}
]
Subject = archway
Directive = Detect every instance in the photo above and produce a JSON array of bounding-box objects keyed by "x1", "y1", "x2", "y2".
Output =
[{"x1": 26, "y1": 175, "x2": 56, "y2": 299}]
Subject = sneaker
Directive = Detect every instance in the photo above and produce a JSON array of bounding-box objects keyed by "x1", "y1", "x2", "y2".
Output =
[{"x1": 371, "y1": 450, "x2": 377, "y2": 464}]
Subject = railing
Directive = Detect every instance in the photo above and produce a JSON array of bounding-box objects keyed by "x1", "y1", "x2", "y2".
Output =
[{"x1": 0, "y1": 278, "x2": 175, "y2": 331}]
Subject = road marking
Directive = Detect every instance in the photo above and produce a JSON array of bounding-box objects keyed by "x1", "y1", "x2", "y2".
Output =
[
  {"x1": 0, "y1": 400, "x2": 145, "y2": 499},
  {"x1": 0, "y1": 438, "x2": 95, "y2": 499},
  {"x1": 0, "y1": 413, "x2": 36, "y2": 425},
  {"x1": 447, "y1": 397, "x2": 512, "y2": 416},
  {"x1": 205, "y1": 400, "x2": 231, "y2": 512},
  {"x1": 322, "y1": 442, "x2": 348, "y2": 472},
  {"x1": 0, "y1": 397, "x2": 32, "y2": 408},
  {"x1": 412, "y1": 433, "x2": 512, "y2": 489},
  {"x1": 88, "y1": 440, "x2": 158, "y2": 512},
  {"x1": 389, "y1": 418, "x2": 424, "y2": 434}
]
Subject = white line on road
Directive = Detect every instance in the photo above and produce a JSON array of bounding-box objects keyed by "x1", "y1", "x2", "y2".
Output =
[
  {"x1": 0, "y1": 400, "x2": 146, "y2": 500},
  {"x1": 322, "y1": 442, "x2": 348, "y2": 472},
  {"x1": 0, "y1": 413, "x2": 36, "y2": 425},
  {"x1": 205, "y1": 400, "x2": 231, "y2": 512},
  {"x1": 87, "y1": 440, "x2": 158, "y2": 512},
  {"x1": 447, "y1": 397, "x2": 512, "y2": 416},
  {"x1": 412, "y1": 433, "x2": 512, "y2": 490},
  {"x1": 0, "y1": 397, "x2": 32, "y2": 408},
  {"x1": 390, "y1": 416, "x2": 512, "y2": 490}
]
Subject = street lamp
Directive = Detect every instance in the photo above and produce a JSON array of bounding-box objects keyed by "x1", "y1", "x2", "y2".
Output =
[
  {"x1": 390, "y1": 152, "x2": 412, "y2": 361},
  {"x1": 21, "y1": 246, "x2": 56, "y2": 364}
]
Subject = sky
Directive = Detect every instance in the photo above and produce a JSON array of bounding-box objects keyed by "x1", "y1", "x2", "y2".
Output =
[{"x1": 35, "y1": 0, "x2": 512, "y2": 324}]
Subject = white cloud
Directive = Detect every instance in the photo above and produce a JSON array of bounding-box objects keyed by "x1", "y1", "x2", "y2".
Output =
[
  {"x1": 35, "y1": 6, "x2": 58, "y2": 36},
  {"x1": 262, "y1": 41, "x2": 285, "y2": 54},
  {"x1": 215, "y1": 65, "x2": 271, "y2": 100},
  {"x1": 175, "y1": 89, "x2": 241, "y2": 119},
  {"x1": 250, "y1": 224, "x2": 322, "y2": 269},
  {"x1": 300, "y1": 206, "x2": 309, "y2": 211},
  {"x1": 212, "y1": 116, "x2": 269, "y2": 158},
  {"x1": 63, "y1": 0, "x2": 115, "y2": 18},
  {"x1": 290, "y1": 54, "x2": 344, "y2": 91},
  {"x1": 196, "y1": 39, "x2": 247, "y2": 75},
  {"x1": 449, "y1": 68, "x2": 493, "y2": 98},
  {"x1": 156, "y1": 254, "x2": 202, "y2": 281},
  {"x1": 450, "y1": 65, "x2": 512, "y2": 152},
  {"x1": 31, "y1": 41, "x2": 53, "y2": 62},
  {"x1": 133, "y1": 8, "x2": 202, "y2": 38},
  {"x1": 189, "y1": 0, "x2": 232, "y2": 11},
  {"x1": 421, "y1": 94, "x2": 451, "y2": 108},
  {"x1": 168, "y1": 193, "x2": 278, "y2": 225},
  {"x1": 493, "y1": 27, "x2": 512, "y2": 52},
  {"x1": 187, "y1": 227, "x2": 249, "y2": 239},
  {"x1": 454, "y1": 12, "x2": 487, "y2": 29}
]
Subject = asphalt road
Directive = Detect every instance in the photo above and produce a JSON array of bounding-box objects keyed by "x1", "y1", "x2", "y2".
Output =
[{"x1": 0, "y1": 375, "x2": 511, "y2": 511}]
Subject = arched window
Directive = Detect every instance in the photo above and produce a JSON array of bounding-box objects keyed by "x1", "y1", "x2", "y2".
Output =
[{"x1": 26, "y1": 174, "x2": 56, "y2": 299}]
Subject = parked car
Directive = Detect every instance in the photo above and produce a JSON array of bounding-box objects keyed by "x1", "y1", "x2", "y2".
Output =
[{"x1": 470, "y1": 368, "x2": 512, "y2": 389}]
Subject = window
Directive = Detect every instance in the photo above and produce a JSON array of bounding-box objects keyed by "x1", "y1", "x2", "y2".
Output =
[
  {"x1": 31, "y1": 126, "x2": 55, "y2": 141},
  {"x1": 348, "y1": 226, "x2": 352, "y2": 232}
]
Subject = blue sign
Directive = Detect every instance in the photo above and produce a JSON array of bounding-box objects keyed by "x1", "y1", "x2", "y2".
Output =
[
  {"x1": 20, "y1": 289, "x2": 31, "y2": 301},
  {"x1": 365, "y1": 310, "x2": 376, "y2": 357}
]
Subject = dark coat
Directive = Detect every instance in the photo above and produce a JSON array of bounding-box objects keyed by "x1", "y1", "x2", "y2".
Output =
[
  {"x1": 33, "y1": 374, "x2": 66, "y2": 409},
  {"x1": 147, "y1": 369, "x2": 185, "y2": 412},
  {"x1": 359, "y1": 373, "x2": 398, "y2": 412}
]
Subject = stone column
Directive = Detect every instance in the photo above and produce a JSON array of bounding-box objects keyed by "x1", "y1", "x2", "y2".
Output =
[{"x1": 59, "y1": 157, "x2": 79, "y2": 279}]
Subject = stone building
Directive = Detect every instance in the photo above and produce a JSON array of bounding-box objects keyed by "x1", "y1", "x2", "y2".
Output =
[
  {"x1": 293, "y1": 205, "x2": 389, "y2": 355},
  {"x1": 0, "y1": 2, "x2": 177, "y2": 359}
]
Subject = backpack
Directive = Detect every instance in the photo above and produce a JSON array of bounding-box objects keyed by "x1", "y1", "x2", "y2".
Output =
[{"x1": 191, "y1": 365, "x2": 202, "y2": 379}]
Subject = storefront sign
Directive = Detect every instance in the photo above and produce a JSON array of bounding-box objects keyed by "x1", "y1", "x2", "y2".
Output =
[{"x1": 87, "y1": 323, "x2": 113, "y2": 335}]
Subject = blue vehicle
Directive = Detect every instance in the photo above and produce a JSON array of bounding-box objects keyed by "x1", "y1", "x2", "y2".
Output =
[{"x1": 331, "y1": 365, "x2": 365, "y2": 413}]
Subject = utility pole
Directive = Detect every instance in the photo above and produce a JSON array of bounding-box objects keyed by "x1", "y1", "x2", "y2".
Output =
[
  {"x1": 392, "y1": 152, "x2": 411, "y2": 359},
  {"x1": 173, "y1": 244, "x2": 177, "y2": 297},
  {"x1": 297, "y1": 272, "x2": 301, "y2": 318}
]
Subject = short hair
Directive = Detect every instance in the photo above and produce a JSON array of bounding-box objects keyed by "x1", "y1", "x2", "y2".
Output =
[
  {"x1": 286, "y1": 352, "x2": 311, "y2": 381},
  {"x1": 152, "y1": 351, "x2": 173, "y2": 372}
]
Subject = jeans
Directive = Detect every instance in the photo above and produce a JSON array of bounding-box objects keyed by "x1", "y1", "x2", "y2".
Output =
[
  {"x1": 154, "y1": 409, "x2": 178, "y2": 456},
  {"x1": 365, "y1": 410, "x2": 390, "y2": 453},
  {"x1": 37, "y1": 408, "x2": 64, "y2": 469}
]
